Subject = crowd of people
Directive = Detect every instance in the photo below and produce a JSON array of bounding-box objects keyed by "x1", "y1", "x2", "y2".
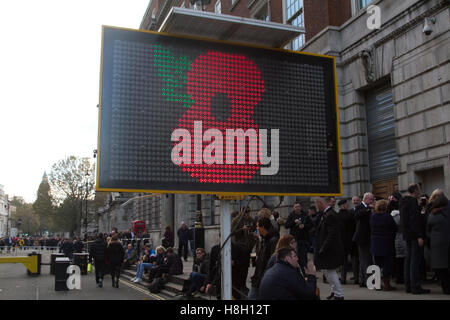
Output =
[
  {"x1": 3, "y1": 185, "x2": 448, "y2": 300},
  {"x1": 0, "y1": 235, "x2": 83, "y2": 254},
  {"x1": 214, "y1": 184, "x2": 450, "y2": 300}
]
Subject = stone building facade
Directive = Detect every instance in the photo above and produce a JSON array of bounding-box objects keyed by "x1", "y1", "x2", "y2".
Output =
[
  {"x1": 0, "y1": 185, "x2": 9, "y2": 237},
  {"x1": 301, "y1": 0, "x2": 449, "y2": 198},
  {"x1": 97, "y1": 0, "x2": 449, "y2": 252}
]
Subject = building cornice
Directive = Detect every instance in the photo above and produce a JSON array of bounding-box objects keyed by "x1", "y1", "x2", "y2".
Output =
[{"x1": 303, "y1": 0, "x2": 448, "y2": 67}]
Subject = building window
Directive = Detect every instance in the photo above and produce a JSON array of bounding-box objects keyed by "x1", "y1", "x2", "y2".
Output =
[
  {"x1": 286, "y1": 0, "x2": 304, "y2": 50},
  {"x1": 254, "y1": 3, "x2": 269, "y2": 21},
  {"x1": 352, "y1": 0, "x2": 373, "y2": 14},
  {"x1": 359, "y1": 0, "x2": 373, "y2": 9},
  {"x1": 215, "y1": 0, "x2": 221, "y2": 14}
]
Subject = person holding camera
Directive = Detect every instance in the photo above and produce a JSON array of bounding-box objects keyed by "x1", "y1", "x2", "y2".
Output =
[
  {"x1": 285, "y1": 202, "x2": 313, "y2": 274},
  {"x1": 259, "y1": 247, "x2": 318, "y2": 300}
]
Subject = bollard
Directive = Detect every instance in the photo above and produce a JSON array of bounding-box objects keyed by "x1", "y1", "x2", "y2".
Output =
[
  {"x1": 54, "y1": 257, "x2": 70, "y2": 291},
  {"x1": 50, "y1": 253, "x2": 65, "y2": 275},
  {"x1": 27, "y1": 252, "x2": 41, "y2": 277}
]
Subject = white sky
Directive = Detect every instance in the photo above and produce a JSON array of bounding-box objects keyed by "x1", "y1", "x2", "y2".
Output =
[{"x1": 0, "y1": 0, "x2": 150, "y2": 203}]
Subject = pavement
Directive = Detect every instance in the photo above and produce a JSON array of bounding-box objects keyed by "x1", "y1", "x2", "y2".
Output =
[
  {"x1": 0, "y1": 250, "x2": 159, "y2": 300},
  {"x1": 313, "y1": 272, "x2": 449, "y2": 300},
  {"x1": 1, "y1": 249, "x2": 449, "y2": 300}
]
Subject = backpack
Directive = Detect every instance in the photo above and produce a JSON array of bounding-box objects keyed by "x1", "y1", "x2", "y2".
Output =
[{"x1": 149, "y1": 277, "x2": 163, "y2": 294}]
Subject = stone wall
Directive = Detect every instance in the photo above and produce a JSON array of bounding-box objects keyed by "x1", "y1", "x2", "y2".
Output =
[{"x1": 302, "y1": 0, "x2": 450, "y2": 196}]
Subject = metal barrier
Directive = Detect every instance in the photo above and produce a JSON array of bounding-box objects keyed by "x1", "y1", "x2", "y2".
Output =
[{"x1": 0, "y1": 253, "x2": 40, "y2": 274}]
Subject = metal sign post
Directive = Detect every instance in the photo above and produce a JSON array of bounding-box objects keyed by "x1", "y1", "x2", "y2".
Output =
[{"x1": 220, "y1": 199, "x2": 232, "y2": 300}]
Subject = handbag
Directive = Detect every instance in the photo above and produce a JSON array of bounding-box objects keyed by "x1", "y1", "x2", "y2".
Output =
[{"x1": 87, "y1": 263, "x2": 93, "y2": 273}]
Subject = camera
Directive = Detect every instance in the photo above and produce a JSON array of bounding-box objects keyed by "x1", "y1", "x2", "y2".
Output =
[{"x1": 419, "y1": 197, "x2": 427, "y2": 206}]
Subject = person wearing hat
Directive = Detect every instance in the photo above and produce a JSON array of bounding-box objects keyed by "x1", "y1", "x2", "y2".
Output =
[{"x1": 336, "y1": 199, "x2": 357, "y2": 285}]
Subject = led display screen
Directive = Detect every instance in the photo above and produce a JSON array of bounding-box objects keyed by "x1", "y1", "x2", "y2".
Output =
[{"x1": 97, "y1": 26, "x2": 342, "y2": 195}]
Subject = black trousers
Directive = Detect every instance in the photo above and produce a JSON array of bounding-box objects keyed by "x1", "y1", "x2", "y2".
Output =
[
  {"x1": 373, "y1": 255, "x2": 393, "y2": 278},
  {"x1": 94, "y1": 260, "x2": 106, "y2": 283},
  {"x1": 178, "y1": 241, "x2": 188, "y2": 260},
  {"x1": 358, "y1": 243, "x2": 372, "y2": 284},
  {"x1": 110, "y1": 263, "x2": 121, "y2": 282},
  {"x1": 404, "y1": 240, "x2": 422, "y2": 291},
  {"x1": 148, "y1": 266, "x2": 169, "y2": 281},
  {"x1": 340, "y1": 253, "x2": 351, "y2": 283},
  {"x1": 352, "y1": 253, "x2": 360, "y2": 283},
  {"x1": 296, "y1": 240, "x2": 309, "y2": 271},
  {"x1": 236, "y1": 250, "x2": 251, "y2": 291},
  {"x1": 434, "y1": 268, "x2": 450, "y2": 294},
  {"x1": 394, "y1": 257, "x2": 405, "y2": 284}
]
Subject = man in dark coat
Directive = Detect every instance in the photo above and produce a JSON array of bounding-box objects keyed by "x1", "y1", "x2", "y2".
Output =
[
  {"x1": 314, "y1": 197, "x2": 344, "y2": 300},
  {"x1": 60, "y1": 238, "x2": 75, "y2": 260},
  {"x1": 352, "y1": 192, "x2": 375, "y2": 287},
  {"x1": 177, "y1": 222, "x2": 189, "y2": 262},
  {"x1": 336, "y1": 199, "x2": 356, "y2": 284},
  {"x1": 165, "y1": 247, "x2": 183, "y2": 275},
  {"x1": 259, "y1": 247, "x2": 318, "y2": 300},
  {"x1": 249, "y1": 217, "x2": 279, "y2": 300},
  {"x1": 231, "y1": 206, "x2": 256, "y2": 295},
  {"x1": 285, "y1": 202, "x2": 313, "y2": 273},
  {"x1": 349, "y1": 196, "x2": 361, "y2": 283},
  {"x1": 400, "y1": 183, "x2": 430, "y2": 294},
  {"x1": 89, "y1": 233, "x2": 107, "y2": 288}
]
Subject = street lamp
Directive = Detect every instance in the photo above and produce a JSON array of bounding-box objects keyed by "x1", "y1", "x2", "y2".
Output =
[
  {"x1": 5, "y1": 203, "x2": 10, "y2": 236},
  {"x1": 85, "y1": 171, "x2": 90, "y2": 238}
]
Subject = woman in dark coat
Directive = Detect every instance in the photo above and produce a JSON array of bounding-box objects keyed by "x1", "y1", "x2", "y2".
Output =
[
  {"x1": 314, "y1": 207, "x2": 344, "y2": 271},
  {"x1": 427, "y1": 190, "x2": 450, "y2": 294},
  {"x1": 370, "y1": 199, "x2": 397, "y2": 291},
  {"x1": 106, "y1": 235, "x2": 125, "y2": 288},
  {"x1": 89, "y1": 234, "x2": 108, "y2": 287},
  {"x1": 162, "y1": 226, "x2": 174, "y2": 248}
]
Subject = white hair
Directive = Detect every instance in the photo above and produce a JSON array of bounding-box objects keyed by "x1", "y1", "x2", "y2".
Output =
[{"x1": 363, "y1": 192, "x2": 374, "y2": 202}]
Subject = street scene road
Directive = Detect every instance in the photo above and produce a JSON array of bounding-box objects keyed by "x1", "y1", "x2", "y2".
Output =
[
  {"x1": 0, "y1": 251, "x2": 158, "y2": 300},
  {"x1": 1, "y1": 0, "x2": 449, "y2": 306},
  {"x1": 1, "y1": 250, "x2": 449, "y2": 300}
]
